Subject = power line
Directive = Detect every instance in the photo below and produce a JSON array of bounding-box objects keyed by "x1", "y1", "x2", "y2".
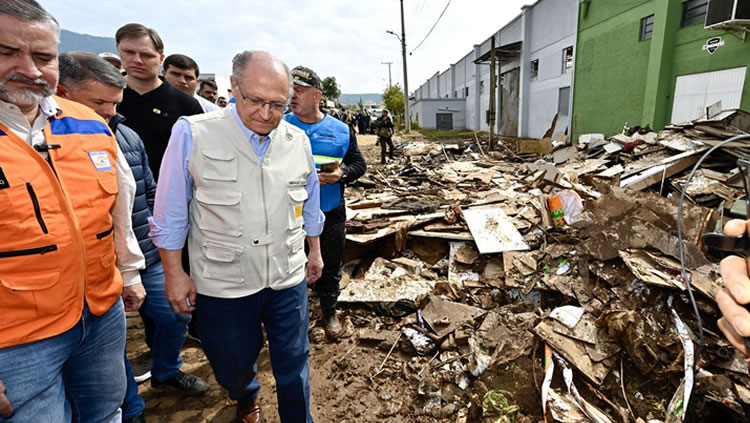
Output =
[{"x1": 409, "y1": 0, "x2": 451, "y2": 55}]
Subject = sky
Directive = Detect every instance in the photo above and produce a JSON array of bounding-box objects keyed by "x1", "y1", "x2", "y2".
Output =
[{"x1": 42, "y1": 0, "x2": 530, "y2": 95}]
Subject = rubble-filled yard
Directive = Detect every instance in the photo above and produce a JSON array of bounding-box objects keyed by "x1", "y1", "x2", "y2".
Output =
[{"x1": 130, "y1": 112, "x2": 750, "y2": 422}]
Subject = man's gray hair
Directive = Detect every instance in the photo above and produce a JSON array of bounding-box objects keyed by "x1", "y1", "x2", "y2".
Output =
[
  {"x1": 1, "y1": 0, "x2": 61, "y2": 42},
  {"x1": 232, "y1": 51, "x2": 294, "y2": 101},
  {"x1": 59, "y1": 52, "x2": 127, "y2": 90}
]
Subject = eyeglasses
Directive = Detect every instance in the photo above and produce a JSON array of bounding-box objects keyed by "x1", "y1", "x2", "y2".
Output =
[{"x1": 234, "y1": 83, "x2": 287, "y2": 113}]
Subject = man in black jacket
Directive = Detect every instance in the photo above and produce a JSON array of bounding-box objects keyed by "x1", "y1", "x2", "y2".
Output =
[
  {"x1": 115, "y1": 23, "x2": 204, "y2": 180},
  {"x1": 57, "y1": 52, "x2": 208, "y2": 423},
  {"x1": 115, "y1": 22, "x2": 204, "y2": 349}
]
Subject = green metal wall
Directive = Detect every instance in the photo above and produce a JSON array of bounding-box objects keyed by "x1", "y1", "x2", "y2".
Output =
[{"x1": 572, "y1": 0, "x2": 750, "y2": 140}]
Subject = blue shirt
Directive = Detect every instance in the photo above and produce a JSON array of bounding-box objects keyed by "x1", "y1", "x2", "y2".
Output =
[{"x1": 149, "y1": 107, "x2": 324, "y2": 250}]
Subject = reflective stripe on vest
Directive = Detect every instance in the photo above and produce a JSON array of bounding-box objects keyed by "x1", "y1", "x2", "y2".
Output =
[
  {"x1": 0, "y1": 96, "x2": 121, "y2": 348},
  {"x1": 283, "y1": 113, "x2": 349, "y2": 212},
  {"x1": 313, "y1": 154, "x2": 344, "y2": 165}
]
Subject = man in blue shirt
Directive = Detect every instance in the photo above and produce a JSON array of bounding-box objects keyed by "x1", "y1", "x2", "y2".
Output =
[
  {"x1": 150, "y1": 51, "x2": 323, "y2": 423},
  {"x1": 285, "y1": 66, "x2": 367, "y2": 338}
]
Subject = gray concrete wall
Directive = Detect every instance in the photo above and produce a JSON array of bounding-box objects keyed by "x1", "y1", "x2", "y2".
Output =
[
  {"x1": 529, "y1": 0, "x2": 577, "y2": 52},
  {"x1": 500, "y1": 16, "x2": 523, "y2": 46},
  {"x1": 429, "y1": 72, "x2": 440, "y2": 98},
  {"x1": 411, "y1": 99, "x2": 466, "y2": 130},
  {"x1": 525, "y1": 0, "x2": 578, "y2": 138},
  {"x1": 439, "y1": 70, "x2": 450, "y2": 98},
  {"x1": 409, "y1": 0, "x2": 578, "y2": 135}
]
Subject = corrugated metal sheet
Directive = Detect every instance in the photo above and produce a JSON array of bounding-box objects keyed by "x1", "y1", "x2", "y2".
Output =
[{"x1": 671, "y1": 66, "x2": 747, "y2": 124}]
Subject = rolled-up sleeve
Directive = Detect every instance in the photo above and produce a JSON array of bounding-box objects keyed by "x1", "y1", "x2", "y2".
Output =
[
  {"x1": 112, "y1": 144, "x2": 146, "y2": 287},
  {"x1": 148, "y1": 119, "x2": 194, "y2": 250},
  {"x1": 303, "y1": 153, "x2": 325, "y2": 237}
]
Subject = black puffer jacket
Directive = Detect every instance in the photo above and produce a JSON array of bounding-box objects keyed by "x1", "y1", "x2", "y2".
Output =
[{"x1": 109, "y1": 114, "x2": 160, "y2": 268}]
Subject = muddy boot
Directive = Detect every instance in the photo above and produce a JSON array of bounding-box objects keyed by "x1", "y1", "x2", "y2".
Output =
[{"x1": 321, "y1": 301, "x2": 342, "y2": 339}]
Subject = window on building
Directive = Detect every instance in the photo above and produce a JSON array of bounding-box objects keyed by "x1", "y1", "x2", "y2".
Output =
[
  {"x1": 465, "y1": 87, "x2": 469, "y2": 97},
  {"x1": 640, "y1": 15, "x2": 655, "y2": 41},
  {"x1": 558, "y1": 87, "x2": 571, "y2": 116},
  {"x1": 454, "y1": 90, "x2": 457, "y2": 98},
  {"x1": 682, "y1": 0, "x2": 708, "y2": 27},
  {"x1": 562, "y1": 47, "x2": 574, "y2": 74},
  {"x1": 480, "y1": 80, "x2": 485, "y2": 95},
  {"x1": 530, "y1": 59, "x2": 539, "y2": 80}
]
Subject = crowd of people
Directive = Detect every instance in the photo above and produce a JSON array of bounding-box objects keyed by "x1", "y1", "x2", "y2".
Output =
[
  {"x1": 0, "y1": 1, "x2": 369, "y2": 422},
  {"x1": 327, "y1": 108, "x2": 371, "y2": 135},
  {"x1": 5, "y1": 1, "x2": 750, "y2": 423}
]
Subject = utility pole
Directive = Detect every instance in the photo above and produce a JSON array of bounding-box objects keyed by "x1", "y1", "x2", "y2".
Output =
[
  {"x1": 400, "y1": 0, "x2": 411, "y2": 132},
  {"x1": 381, "y1": 61, "x2": 393, "y2": 87},
  {"x1": 489, "y1": 36, "x2": 497, "y2": 150}
]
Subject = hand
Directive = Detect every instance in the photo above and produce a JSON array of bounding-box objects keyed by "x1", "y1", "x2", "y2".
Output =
[
  {"x1": 0, "y1": 377, "x2": 13, "y2": 418},
  {"x1": 306, "y1": 249, "x2": 323, "y2": 284},
  {"x1": 122, "y1": 283, "x2": 146, "y2": 312},
  {"x1": 164, "y1": 269, "x2": 197, "y2": 315},
  {"x1": 317, "y1": 167, "x2": 343, "y2": 187},
  {"x1": 717, "y1": 219, "x2": 750, "y2": 356}
]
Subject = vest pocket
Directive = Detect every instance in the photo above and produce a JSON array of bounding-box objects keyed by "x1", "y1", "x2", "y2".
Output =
[
  {"x1": 0, "y1": 269, "x2": 61, "y2": 324},
  {"x1": 194, "y1": 189, "x2": 242, "y2": 236},
  {"x1": 201, "y1": 149, "x2": 237, "y2": 182},
  {"x1": 88, "y1": 230, "x2": 116, "y2": 286},
  {"x1": 97, "y1": 175, "x2": 119, "y2": 195},
  {"x1": 25, "y1": 183, "x2": 48, "y2": 234},
  {"x1": 287, "y1": 187, "x2": 308, "y2": 230},
  {"x1": 287, "y1": 230, "x2": 307, "y2": 272},
  {"x1": 202, "y1": 242, "x2": 244, "y2": 283}
]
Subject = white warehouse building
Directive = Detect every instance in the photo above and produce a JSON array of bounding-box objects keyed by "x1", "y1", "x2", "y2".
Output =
[{"x1": 409, "y1": 0, "x2": 579, "y2": 139}]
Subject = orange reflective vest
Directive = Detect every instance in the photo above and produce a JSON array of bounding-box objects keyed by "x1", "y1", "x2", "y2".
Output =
[{"x1": 0, "y1": 96, "x2": 122, "y2": 348}]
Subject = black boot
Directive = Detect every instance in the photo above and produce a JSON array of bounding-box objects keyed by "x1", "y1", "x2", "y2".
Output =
[{"x1": 320, "y1": 299, "x2": 342, "y2": 339}]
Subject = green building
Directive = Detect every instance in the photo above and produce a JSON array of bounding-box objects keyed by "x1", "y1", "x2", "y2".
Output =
[{"x1": 571, "y1": 0, "x2": 750, "y2": 140}]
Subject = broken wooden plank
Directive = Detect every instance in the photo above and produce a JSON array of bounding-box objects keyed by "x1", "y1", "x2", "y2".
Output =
[
  {"x1": 620, "y1": 149, "x2": 704, "y2": 191},
  {"x1": 618, "y1": 250, "x2": 722, "y2": 301},
  {"x1": 421, "y1": 295, "x2": 486, "y2": 339},
  {"x1": 348, "y1": 200, "x2": 384, "y2": 210},
  {"x1": 408, "y1": 230, "x2": 474, "y2": 241},
  {"x1": 533, "y1": 320, "x2": 619, "y2": 385},
  {"x1": 463, "y1": 208, "x2": 529, "y2": 254},
  {"x1": 517, "y1": 138, "x2": 553, "y2": 154},
  {"x1": 596, "y1": 164, "x2": 624, "y2": 178}
]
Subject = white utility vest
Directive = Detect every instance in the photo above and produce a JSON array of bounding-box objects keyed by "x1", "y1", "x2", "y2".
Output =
[{"x1": 186, "y1": 108, "x2": 313, "y2": 298}]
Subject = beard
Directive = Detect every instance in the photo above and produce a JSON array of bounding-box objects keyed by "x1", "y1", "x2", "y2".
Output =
[{"x1": 0, "y1": 74, "x2": 55, "y2": 108}]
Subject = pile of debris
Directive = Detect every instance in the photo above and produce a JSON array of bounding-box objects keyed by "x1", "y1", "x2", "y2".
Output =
[{"x1": 333, "y1": 109, "x2": 750, "y2": 422}]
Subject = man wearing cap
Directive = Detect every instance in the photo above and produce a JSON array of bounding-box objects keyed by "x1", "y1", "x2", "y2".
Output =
[
  {"x1": 285, "y1": 66, "x2": 366, "y2": 338},
  {"x1": 99, "y1": 52, "x2": 123, "y2": 72}
]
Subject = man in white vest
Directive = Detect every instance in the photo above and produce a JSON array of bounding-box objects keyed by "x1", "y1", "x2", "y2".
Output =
[{"x1": 149, "y1": 50, "x2": 324, "y2": 423}]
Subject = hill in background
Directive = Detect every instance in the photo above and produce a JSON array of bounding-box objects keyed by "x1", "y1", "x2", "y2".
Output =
[
  {"x1": 59, "y1": 29, "x2": 116, "y2": 54},
  {"x1": 339, "y1": 93, "x2": 382, "y2": 107}
]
